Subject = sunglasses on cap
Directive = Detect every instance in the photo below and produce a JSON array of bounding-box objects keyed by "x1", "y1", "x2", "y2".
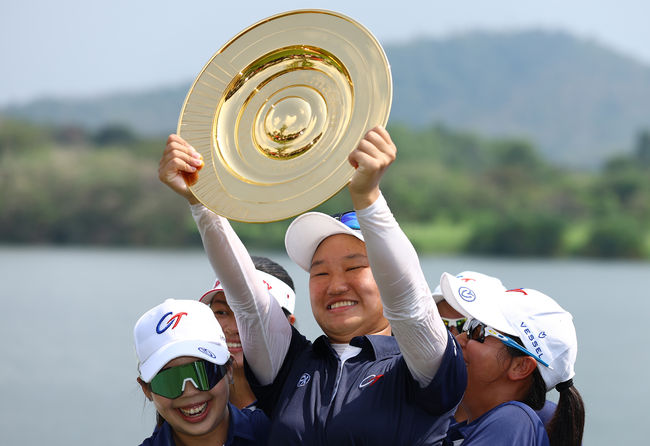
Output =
[
  {"x1": 150, "y1": 359, "x2": 229, "y2": 399},
  {"x1": 442, "y1": 316, "x2": 467, "y2": 333},
  {"x1": 332, "y1": 211, "x2": 360, "y2": 230},
  {"x1": 463, "y1": 318, "x2": 550, "y2": 368}
]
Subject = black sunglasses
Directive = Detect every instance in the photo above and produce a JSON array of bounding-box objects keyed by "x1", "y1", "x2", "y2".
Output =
[{"x1": 462, "y1": 318, "x2": 550, "y2": 368}]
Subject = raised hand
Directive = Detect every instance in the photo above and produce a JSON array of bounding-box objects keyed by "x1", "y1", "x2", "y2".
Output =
[
  {"x1": 347, "y1": 126, "x2": 397, "y2": 209},
  {"x1": 158, "y1": 134, "x2": 203, "y2": 204}
]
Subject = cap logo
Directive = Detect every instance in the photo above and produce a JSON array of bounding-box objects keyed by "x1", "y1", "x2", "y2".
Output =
[
  {"x1": 262, "y1": 279, "x2": 272, "y2": 291},
  {"x1": 507, "y1": 288, "x2": 528, "y2": 295},
  {"x1": 198, "y1": 347, "x2": 216, "y2": 358},
  {"x1": 459, "y1": 277, "x2": 476, "y2": 283},
  {"x1": 458, "y1": 287, "x2": 476, "y2": 302},
  {"x1": 156, "y1": 311, "x2": 188, "y2": 334},
  {"x1": 520, "y1": 322, "x2": 545, "y2": 359}
]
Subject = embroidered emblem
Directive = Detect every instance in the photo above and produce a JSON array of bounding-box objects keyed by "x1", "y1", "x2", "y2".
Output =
[
  {"x1": 156, "y1": 312, "x2": 188, "y2": 333},
  {"x1": 297, "y1": 373, "x2": 311, "y2": 387},
  {"x1": 198, "y1": 347, "x2": 216, "y2": 358},
  {"x1": 458, "y1": 287, "x2": 476, "y2": 302},
  {"x1": 359, "y1": 374, "x2": 384, "y2": 388}
]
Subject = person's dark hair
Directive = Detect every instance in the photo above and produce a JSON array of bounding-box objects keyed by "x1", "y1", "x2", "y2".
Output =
[
  {"x1": 506, "y1": 341, "x2": 585, "y2": 446},
  {"x1": 504, "y1": 343, "x2": 546, "y2": 411},
  {"x1": 251, "y1": 256, "x2": 295, "y2": 291},
  {"x1": 546, "y1": 385, "x2": 585, "y2": 446}
]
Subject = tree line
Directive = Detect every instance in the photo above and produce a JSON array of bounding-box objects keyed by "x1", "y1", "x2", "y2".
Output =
[{"x1": 1, "y1": 118, "x2": 648, "y2": 258}]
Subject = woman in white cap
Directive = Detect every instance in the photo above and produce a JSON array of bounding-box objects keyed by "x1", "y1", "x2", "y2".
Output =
[
  {"x1": 433, "y1": 271, "x2": 559, "y2": 429},
  {"x1": 134, "y1": 299, "x2": 270, "y2": 445},
  {"x1": 198, "y1": 256, "x2": 297, "y2": 409},
  {"x1": 439, "y1": 273, "x2": 585, "y2": 445},
  {"x1": 158, "y1": 128, "x2": 466, "y2": 445},
  {"x1": 432, "y1": 270, "x2": 507, "y2": 424}
]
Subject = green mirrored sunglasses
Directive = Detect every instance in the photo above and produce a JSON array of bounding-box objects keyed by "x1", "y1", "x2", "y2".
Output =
[{"x1": 150, "y1": 359, "x2": 228, "y2": 399}]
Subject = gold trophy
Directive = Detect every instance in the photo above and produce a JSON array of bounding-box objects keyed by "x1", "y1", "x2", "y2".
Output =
[{"x1": 178, "y1": 9, "x2": 392, "y2": 222}]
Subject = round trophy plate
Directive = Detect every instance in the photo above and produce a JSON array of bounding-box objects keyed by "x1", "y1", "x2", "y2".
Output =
[{"x1": 178, "y1": 9, "x2": 392, "y2": 222}]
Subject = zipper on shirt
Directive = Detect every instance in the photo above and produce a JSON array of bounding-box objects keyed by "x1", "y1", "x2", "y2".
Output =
[
  {"x1": 328, "y1": 343, "x2": 362, "y2": 405},
  {"x1": 329, "y1": 357, "x2": 344, "y2": 405}
]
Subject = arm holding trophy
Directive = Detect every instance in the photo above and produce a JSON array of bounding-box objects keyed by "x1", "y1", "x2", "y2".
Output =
[
  {"x1": 159, "y1": 134, "x2": 292, "y2": 387},
  {"x1": 346, "y1": 126, "x2": 464, "y2": 386}
]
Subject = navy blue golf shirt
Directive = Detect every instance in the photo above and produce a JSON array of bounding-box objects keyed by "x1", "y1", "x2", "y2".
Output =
[
  {"x1": 443, "y1": 401, "x2": 549, "y2": 445},
  {"x1": 246, "y1": 326, "x2": 467, "y2": 445}
]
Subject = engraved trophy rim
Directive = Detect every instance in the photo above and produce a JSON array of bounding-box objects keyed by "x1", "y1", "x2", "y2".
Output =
[{"x1": 177, "y1": 9, "x2": 392, "y2": 223}]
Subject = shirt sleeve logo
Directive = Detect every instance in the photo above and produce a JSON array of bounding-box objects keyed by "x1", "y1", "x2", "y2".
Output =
[{"x1": 297, "y1": 373, "x2": 311, "y2": 387}]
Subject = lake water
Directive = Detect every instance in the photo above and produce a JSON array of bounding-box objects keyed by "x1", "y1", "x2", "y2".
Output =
[{"x1": 1, "y1": 246, "x2": 647, "y2": 445}]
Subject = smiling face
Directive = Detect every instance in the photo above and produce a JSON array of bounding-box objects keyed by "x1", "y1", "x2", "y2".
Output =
[
  {"x1": 308, "y1": 234, "x2": 389, "y2": 343},
  {"x1": 139, "y1": 356, "x2": 231, "y2": 440},
  {"x1": 209, "y1": 293, "x2": 243, "y2": 370}
]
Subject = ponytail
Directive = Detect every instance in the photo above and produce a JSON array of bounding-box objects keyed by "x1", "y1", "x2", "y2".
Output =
[
  {"x1": 506, "y1": 338, "x2": 584, "y2": 446},
  {"x1": 546, "y1": 382, "x2": 585, "y2": 446}
]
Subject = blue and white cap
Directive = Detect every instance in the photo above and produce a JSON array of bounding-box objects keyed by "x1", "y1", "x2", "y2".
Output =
[
  {"x1": 440, "y1": 272, "x2": 577, "y2": 391},
  {"x1": 134, "y1": 299, "x2": 230, "y2": 382}
]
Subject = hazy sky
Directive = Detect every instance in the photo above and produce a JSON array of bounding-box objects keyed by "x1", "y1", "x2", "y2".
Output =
[{"x1": 3, "y1": 0, "x2": 649, "y2": 106}]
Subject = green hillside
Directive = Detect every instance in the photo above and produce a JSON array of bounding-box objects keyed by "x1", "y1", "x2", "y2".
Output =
[
  {"x1": 2, "y1": 118, "x2": 649, "y2": 258},
  {"x1": 3, "y1": 30, "x2": 650, "y2": 169},
  {"x1": 386, "y1": 31, "x2": 650, "y2": 168}
]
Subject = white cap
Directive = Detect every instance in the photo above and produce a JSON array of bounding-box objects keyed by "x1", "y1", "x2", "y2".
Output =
[
  {"x1": 134, "y1": 299, "x2": 230, "y2": 382},
  {"x1": 440, "y1": 272, "x2": 577, "y2": 391},
  {"x1": 199, "y1": 270, "x2": 296, "y2": 314},
  {"x1": 285, "y1": 211, "x2": 364, "y2": 271},
  {"x1": 432, "y1": 270, "x2": 506, "y2": 304}
]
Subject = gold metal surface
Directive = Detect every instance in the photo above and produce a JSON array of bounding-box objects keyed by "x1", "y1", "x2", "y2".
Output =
[{"x1": 177, "y1": 9, "x2": 392, "y2": 222}]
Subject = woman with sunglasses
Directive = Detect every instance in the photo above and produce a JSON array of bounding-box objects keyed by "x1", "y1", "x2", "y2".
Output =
[
  {"x1": 158, "y1": 128, "x2": 466, "y2": 445},
  {"x1": 439, "y1": 273, "x2": 585, "y2": 446},
  {"x1": 134, "y1": 299, "x2": 270, "y2": 445},
  {"x1": 432, "y1": 270, "x2": 507, "y2": 424},
  {"x1": 433, "y1": 271, "x2": 559, "y2": 429}
]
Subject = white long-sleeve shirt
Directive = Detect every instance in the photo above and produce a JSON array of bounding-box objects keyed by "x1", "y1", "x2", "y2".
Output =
[{"x1": 191, "y1": 193, "x2": 449, "y2": 387}]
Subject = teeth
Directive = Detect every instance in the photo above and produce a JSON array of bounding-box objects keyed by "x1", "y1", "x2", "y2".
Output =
[
  {"x1": 179, "y1": 402, "x2": 207, "y2": 417},
  {"x1": 227, "y1": 342, "x2": 242, "y2": 348},
  {"x1": 328, "y1": 300, "x2": 357, "y2": 310}
]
